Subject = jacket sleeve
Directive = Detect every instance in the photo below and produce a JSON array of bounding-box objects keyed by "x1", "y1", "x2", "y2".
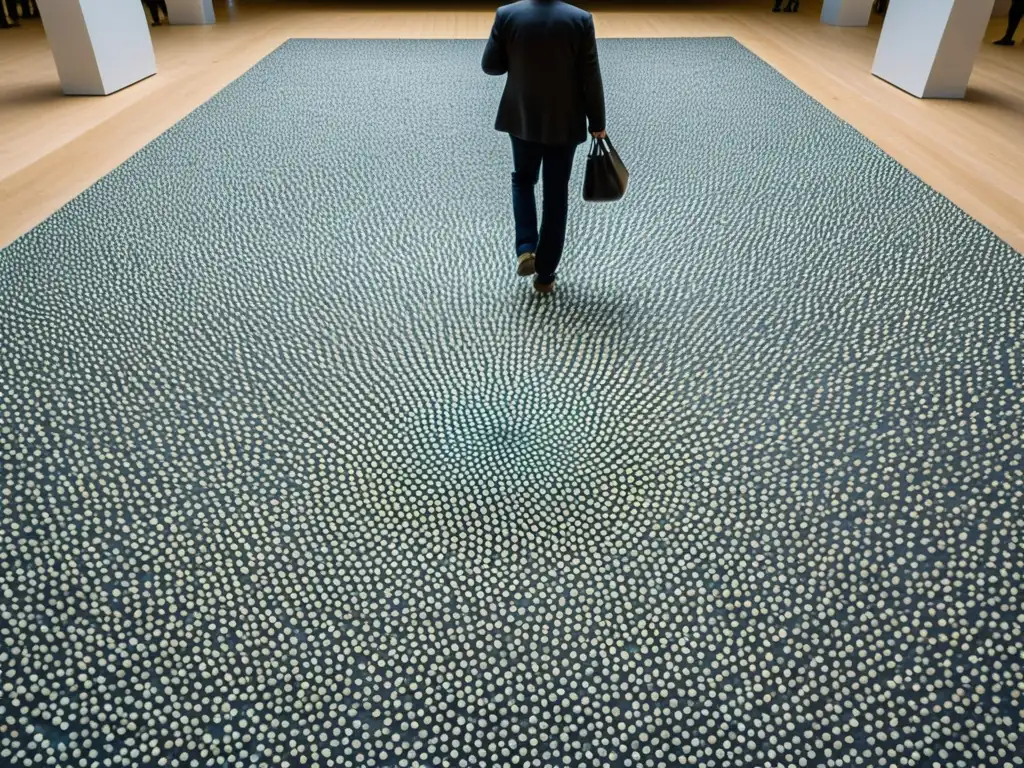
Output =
[
  {"x1": 481, "y1": 12, "x2": 508, "y2": 76},
  {"x1": 578, "y1": 14, "x2": 606, "y2": 133}
]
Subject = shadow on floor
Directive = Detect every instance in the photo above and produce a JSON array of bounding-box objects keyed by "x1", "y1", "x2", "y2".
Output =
[
  {"x1": 963, "y1": 85, "x2": 1024, "y2": 118},
  {"x1": 0, "y1": 81, "x2": 65, "y2": 107}
]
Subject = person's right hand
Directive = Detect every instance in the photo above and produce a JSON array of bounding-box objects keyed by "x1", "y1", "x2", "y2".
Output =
[{"x1": 591, "y1": 130, "x2": 607, "y2": 139}]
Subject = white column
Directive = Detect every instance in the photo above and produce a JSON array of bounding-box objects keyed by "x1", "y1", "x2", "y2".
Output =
[
  {"x1": 872, "y1": 0, "x2": 997, "y2": 99},
  {"x1": 821, "y1": 0, "x2": 875, "y2": 27},
  {"x1": 36, "y1": 0, "x2": 156, "y2": 96},
  {"x1": 166, "y1": 0, "x2": 215, "y2": 25}
]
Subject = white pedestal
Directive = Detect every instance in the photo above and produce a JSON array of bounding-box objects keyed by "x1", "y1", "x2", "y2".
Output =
[
  {"x1": 872, "y1": 0, "x2": 996, "y2": 99},
  {"x1": 821, "y1": 0, "x2": 874, "y2": 26},
  {"x1": 36, "y1": 0, "x2": 156, "y2": 96},
  {"x1": 166, "y1": 0, "x2": 215, "y2": 25}
]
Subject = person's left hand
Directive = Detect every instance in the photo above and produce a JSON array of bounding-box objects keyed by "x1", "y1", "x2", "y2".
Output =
[{"x1": 591, "y1": 130, "x2": 607, "y2": 139}]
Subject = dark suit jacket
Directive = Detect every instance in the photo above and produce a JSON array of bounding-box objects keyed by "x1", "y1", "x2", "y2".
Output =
[{"x1": 481, "y1": 0, "x2": 606, "y2": 146}]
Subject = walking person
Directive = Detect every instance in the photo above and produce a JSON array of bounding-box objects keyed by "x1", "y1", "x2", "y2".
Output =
[
  {"x1": 482, "y1": 0, "x2": 607, "y2": 295},
  {"x1": 995, "y1": 0, "x2": 1023, "y2": 45},
  {"x1": 1, "y1": 0, "x2": 21, "y2": 28},
  {"x1": 772, "y1": 0, "x2": 800, "y2": 12},
  {"x1": 142, "y1": 0, "x2": 168, "y2": 26}
]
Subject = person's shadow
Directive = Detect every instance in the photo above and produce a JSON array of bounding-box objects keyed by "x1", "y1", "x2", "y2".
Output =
[{"x1": 524, "y1": 279, "x2": 657, "y2": 363}]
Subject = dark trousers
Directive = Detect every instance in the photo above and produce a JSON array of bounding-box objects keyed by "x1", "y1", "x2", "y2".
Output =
[
  {"x1": 1004, "y1": 0, "x2": 1024, "y2": 40},
  {"x1": 6, "y1": 0, "x2": 38, "y2": 18},
  {"x1": 510, "y1": 136, "x2": 576, "y2": 283},
  {"x1": 1, "y1": 0, "x2": 20, "y2": 26},
  {"x1": 143, "y1": 0, "x2": 168, "y2": 24}
]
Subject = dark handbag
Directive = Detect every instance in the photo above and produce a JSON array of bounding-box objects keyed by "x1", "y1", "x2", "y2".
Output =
[{"x1": 583, "y1": 136, "x2": 629, "y2": 203}]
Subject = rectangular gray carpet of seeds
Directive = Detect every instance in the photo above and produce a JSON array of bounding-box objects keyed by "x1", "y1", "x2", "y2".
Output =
[{"x1": 0, "y1": 38, "x2": 1021, "y2": 768}]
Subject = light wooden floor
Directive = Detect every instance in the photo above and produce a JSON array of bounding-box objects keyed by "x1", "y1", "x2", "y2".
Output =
[{"x1": 1, "y1": 1, "x2": 1023, "y2": 250}]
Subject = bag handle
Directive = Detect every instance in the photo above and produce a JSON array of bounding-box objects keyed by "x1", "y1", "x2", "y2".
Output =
[{"x1": 589, "y1": 137, "x2": 609, "y2": 158}]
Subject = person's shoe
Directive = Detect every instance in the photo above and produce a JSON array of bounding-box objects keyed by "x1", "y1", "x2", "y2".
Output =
[
  {"x1": 994, "y1": 37, "x2": 1015, "y2": 46},
  {"x1": 517, "y1": 252, "x2": 536, "y2": 277},
  {"x1": 533, "y1": 277, "x2": 555, "y2": 295}
]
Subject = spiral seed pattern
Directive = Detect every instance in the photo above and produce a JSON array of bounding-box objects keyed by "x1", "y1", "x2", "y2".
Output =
[{"x1": 0, "y1": 38, "x2": 1022, "y2": 768}]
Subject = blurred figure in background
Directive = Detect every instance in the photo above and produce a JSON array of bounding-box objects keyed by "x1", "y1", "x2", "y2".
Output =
[
  {"x1": 1, "y1": 0, "x2": 21, "y2": 27},
  {"x1": 143, "y1": 0, "x2": 169, "y2": 26},
  {"x1": 995, "y1": 0, "x2": 1023, "y2": 45}
]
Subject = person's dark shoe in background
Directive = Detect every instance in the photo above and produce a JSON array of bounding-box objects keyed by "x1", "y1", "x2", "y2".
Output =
[
  {"x1": 994, "y1": 37, "x2": 1015, "y2": 46},
  {"x1": 772, "y1": 0, "x2": 782, "y2": 11}
]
